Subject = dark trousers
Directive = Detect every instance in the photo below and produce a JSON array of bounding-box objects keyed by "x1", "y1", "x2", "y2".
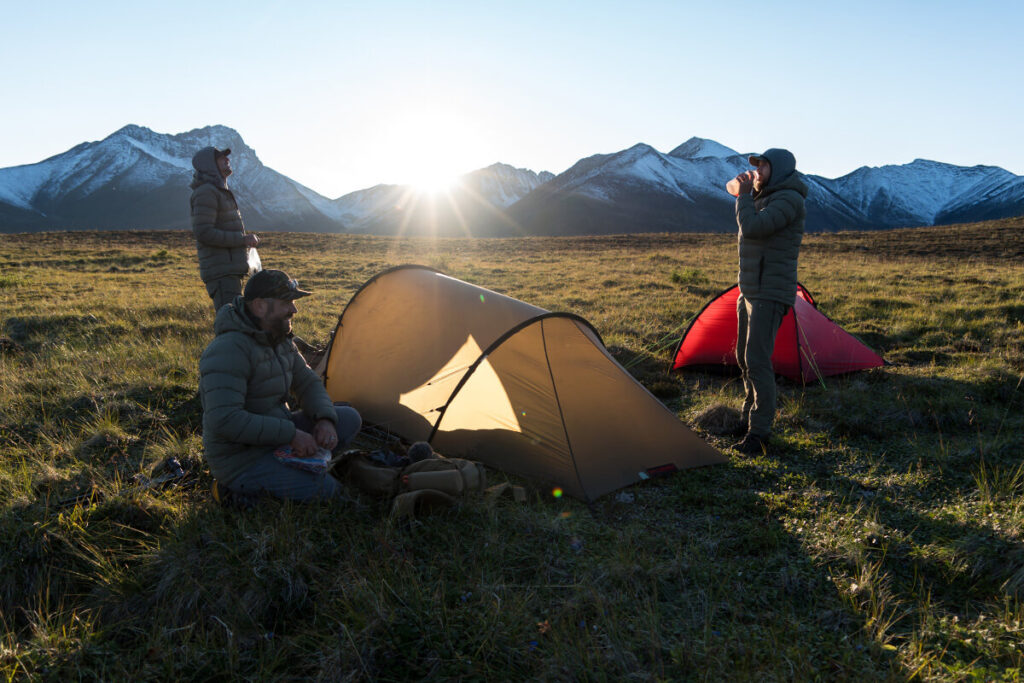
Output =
[
  {"x1": 205, "y1": 275, "x2": 243, "y2": 312},
  {"x1": 229, "y1": 405, "x2": 362, "y2": 501},
  {"x1": 736, "y1": 296, "x2": 788, "y2": 436}
]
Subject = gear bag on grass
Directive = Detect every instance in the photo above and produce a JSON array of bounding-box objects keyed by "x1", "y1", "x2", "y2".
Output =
[{"x1": 339, "y1": 445, "x2": 487, "y2": 517}]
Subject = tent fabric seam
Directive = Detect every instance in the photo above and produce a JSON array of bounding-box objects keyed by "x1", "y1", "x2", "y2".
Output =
[{"x1": 539, "y1": 318, "x2": 587, "y2": 500}]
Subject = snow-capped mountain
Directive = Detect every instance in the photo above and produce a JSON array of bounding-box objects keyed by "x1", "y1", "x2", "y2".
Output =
[
  {"x1": 809, "y1": 160, "x2": 1024, "y2": 229},
  {"x1": 0, "y1": 124, "x2": 344, "y2": 232},
  {"x1": 506, "y1": 136, "x2": 1024, "y2": 235},
  {"x1": 0, "y1": 125, "x2": 556, "y2": 235},
  {"x1": 332, "y1": 184, "x2": 408, "y2": 228},
  {"x1": 667, "y1": 137, "x2": 740, "y2": 160},
  {"x1": 461, "y1": 163, "x2": 555, "y2": 208},
  {"x1": 508, "y1": 139, "x2": 751, "y2": 235},
  {"x1": 1, "y1": 127, "x2": 1022, "y2": 235},
  {"x1": 332, "y1": 163, "x2": 554, "y2": 234}
]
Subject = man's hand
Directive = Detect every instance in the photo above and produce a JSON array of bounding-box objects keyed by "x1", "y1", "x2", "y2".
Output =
[
  {"x1": 313, "y1": 419, "x2": 339, "y2": 451},
  {"x1": 290, "y1": 429, "x2": 318, "y2": 457},
  {"x1": 244, "y1": 234, "x2": 260, "y2": 248},
  {"x1": 736, "y1": 171, "x2": 755, "y2": 195}
]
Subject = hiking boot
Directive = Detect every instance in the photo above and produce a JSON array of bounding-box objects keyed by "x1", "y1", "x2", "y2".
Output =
[
  {"x1": 732, "y1": 433, "x2": 769, "y2": 455},
  {"x1": 212, "y1": 479, "x2": 228, "y2": 505},
  {"x1": 212, "y1": 480, "x2": 262, "y2": 510}
]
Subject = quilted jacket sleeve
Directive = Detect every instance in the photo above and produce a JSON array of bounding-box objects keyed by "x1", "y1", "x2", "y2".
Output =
[
  {"x1": 191, "y1": 186, "x2": 247, "y2": 248},
  {"x1": 200, "y1": 334, "x2": 297, "y2": 446},
  {"x1": 289, "y1": 348, "x2": 337, "y2": 423}
]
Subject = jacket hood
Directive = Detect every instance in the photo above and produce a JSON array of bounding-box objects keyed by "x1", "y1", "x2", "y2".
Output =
[
  {"x1": 214, "y1": 296, "x2": 270, "y2": 343},
  {"x1": 751, "y1": 148, "x2": 806, "y2": 198},
  {"x1": 762, "y1": 167, "x2": 808, "y2": 199},
  {"x1": 191, "y1": 146, "x2": 227, "y2": 190},
  {"x1": 756, "y1": 148, "x2": 797, "y2": 190}
]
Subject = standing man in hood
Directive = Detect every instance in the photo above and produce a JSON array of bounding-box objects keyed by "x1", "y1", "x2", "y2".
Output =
[
  {"x1": 730, "y1": 148, "x2": 807, "y2": 454},
  {"x1": 190, "y1": 146, "x2": 260, "y2": 311},
  {"x1": 199, "y1": 269, "x2": 362, "y2": 500}
]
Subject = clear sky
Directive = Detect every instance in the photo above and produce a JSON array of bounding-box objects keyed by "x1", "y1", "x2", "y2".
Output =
[{"x1": 1, "y1": 0, "x2": 1020, "y2": 198}]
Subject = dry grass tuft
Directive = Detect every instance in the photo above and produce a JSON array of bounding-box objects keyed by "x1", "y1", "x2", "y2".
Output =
[{"x1": 693, "y1": 402, "x2": 744, "y2": 435}]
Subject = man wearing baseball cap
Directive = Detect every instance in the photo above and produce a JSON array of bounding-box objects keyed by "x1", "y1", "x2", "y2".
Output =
[
  {"x1": 190, "y1": 146, "x2": 261, "y2": 312},
  {"x1": 198, "y1": 269, "x2": 361, "y2": 500},
  {"x1": 729, "y1": 148, "x2": 807, "y2": 455}
]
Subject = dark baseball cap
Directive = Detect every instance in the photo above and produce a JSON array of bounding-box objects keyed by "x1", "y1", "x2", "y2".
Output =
[
  {"x1": 214, "y1": 147, "x2": 231, "y2": 158},
  {"x1": 243, "y1": 269, "x2": 311, "y2": 301}
]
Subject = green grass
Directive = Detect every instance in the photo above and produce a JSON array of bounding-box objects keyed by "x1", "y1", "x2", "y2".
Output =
[
  {"x1": 1, "y1": 220, "x2": 1023, "y2": 679},
  {"x1": 670, "y1": 267, "x2": 710, "y2": 286}
]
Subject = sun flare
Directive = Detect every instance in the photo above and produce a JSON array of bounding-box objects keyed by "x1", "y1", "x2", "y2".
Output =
[
  {"x1": 409, "y1": 172, "x2": 459, "y2": 195},
  {"x1": 381, "y1": 104, "x2": 480, "y2": 194}
]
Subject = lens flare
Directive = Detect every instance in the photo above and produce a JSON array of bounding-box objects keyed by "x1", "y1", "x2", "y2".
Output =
[{"x1": 552, "y1": 488, "x2": 563, "y2": 499}]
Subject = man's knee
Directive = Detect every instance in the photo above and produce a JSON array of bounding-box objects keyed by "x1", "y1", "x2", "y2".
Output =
[
  {"x1": 747, "y1": 301, "x2": 784, "y2": 360},
  {"x1": 335, "y1": 405, "x2": 362, "y2": 443}
]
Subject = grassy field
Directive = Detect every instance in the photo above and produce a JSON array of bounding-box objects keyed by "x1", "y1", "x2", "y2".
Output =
[{"x1": 1, "y1": 218, "x2": 1022, "y2": 680}]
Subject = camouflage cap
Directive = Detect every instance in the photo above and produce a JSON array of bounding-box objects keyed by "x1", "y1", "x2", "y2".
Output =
[{"x1": 243, "y1": 269, "x2": 311, "y2": 301}]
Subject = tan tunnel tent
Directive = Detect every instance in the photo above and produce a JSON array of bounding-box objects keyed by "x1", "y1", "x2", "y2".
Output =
[{"x1": 322, "y1": 266, "x2": 725, "y2": 501}]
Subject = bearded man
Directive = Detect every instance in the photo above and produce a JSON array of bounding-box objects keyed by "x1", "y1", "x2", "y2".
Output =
[{"x1": 199, "y1": 269, "x2": 361, "y2": 500}]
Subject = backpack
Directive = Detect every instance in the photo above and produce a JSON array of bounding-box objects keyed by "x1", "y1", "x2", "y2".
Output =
[{"x1": 338, "y1": 446, "x2": 488, "y2": 518}]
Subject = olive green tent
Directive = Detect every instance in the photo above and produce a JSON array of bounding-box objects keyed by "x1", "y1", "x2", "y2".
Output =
[{"x1": 322, "y1": 266, "x2": 724, "y2": 501}]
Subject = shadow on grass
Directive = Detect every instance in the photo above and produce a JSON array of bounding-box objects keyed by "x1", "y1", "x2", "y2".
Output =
[
  {"x1": 617, "y1": 463, "x2": 904, "y2": 678},
  {"x1": 758, "y1": 440, "x2": 1024, "y2": 674},
  {"x1": 3, "y1": 362, "x2": 1018, "y2": 677},
  {"x1": 0, "y1": 447, "x2": 903, "y2": 679},
  {"x1": 675, "y1": 355, "x2": 1024, "y2": 671}
]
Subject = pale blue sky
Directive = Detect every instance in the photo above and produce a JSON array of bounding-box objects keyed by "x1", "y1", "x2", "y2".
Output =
[{"x1": 1, "y1": 0, "x2": 1020, "y2": 197}]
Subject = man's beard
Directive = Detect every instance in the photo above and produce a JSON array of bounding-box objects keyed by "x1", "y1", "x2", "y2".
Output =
[{"x1": 267, "y1": 315, "x2": 292, "y2": 343}]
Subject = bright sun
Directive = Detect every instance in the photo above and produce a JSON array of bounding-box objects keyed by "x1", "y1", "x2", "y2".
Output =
[
  {"x1": 382, "y1": 105, "x2": 480, "y2": 194},
  {"x1": 408, "y1": 170, "x2": 459, "y2": 194}
]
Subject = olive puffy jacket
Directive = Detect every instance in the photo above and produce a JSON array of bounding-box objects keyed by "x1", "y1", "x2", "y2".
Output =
[
  {"x1": 199, "y1": 297, "x2": 338, "y2": 487},
  {"x1": 190, "y1": 147, "x2": 248, "y2": 283},
  {"x1": 734, "y1": 152, "x2": 808, "y2": 306}
]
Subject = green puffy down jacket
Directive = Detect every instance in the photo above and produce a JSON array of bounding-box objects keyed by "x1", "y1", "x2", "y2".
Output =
[
  {"x1": 734, "y1": 167, "x2": 808, "y2": 307},
  {"x1": 190, "y1": 147, "x2": 248, "y2": 283},
  {"x1": 198, "y1": 297, "x2": 338, "y2": 487}
]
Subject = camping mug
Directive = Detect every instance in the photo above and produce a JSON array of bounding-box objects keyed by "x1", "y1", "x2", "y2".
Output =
[{"x1": 725, "y1": 173, "x2": 750, "y2": 197}]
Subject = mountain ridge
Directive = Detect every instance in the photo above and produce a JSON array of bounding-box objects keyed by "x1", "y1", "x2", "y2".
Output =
[{"x1": 1, "y1": 124, "x2": 1022, "y2": 235}]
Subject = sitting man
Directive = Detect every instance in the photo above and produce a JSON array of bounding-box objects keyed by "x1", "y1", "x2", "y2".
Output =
[{"x1": 199, "y1": 269, "x2": 361, "y2": 500}]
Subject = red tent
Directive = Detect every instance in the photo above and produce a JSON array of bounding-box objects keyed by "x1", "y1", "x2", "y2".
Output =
[{"x1": 671, "y1": 284, "x2": 885, "y2": 383}]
